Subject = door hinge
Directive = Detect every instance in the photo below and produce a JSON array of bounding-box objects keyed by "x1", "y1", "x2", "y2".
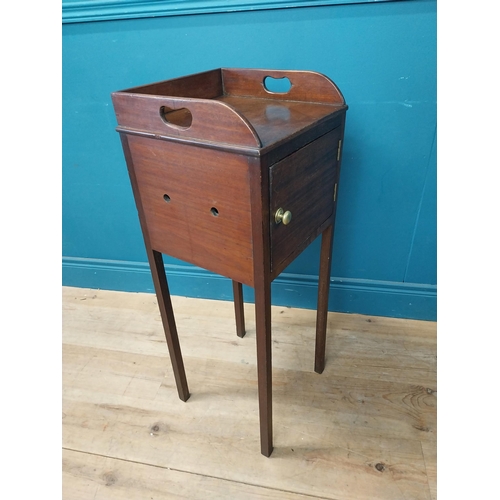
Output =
[
  {"x1": 333, "y1": 183, "x2": 338, "y2": 202},
  {"x1": 337, "y1": 140, "x2": 342, "y2": 161}
]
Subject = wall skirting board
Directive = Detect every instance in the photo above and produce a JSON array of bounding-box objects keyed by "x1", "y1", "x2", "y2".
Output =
[{"x1": 62, "y1": 257, "x2": 436, "y2": 321}]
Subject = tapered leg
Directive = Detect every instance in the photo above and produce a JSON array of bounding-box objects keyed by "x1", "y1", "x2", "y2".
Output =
[
  {"x1": 315, "y1": 224, "x2": 334, "y2": 374},
  {"x1": 232, "y1": 281, "x2": 246, "y2": 338},
  {"x1": 149, "y1": 249, "x2": 190, "y2": 401},
  {"x1": 254, "y1": 278, "x2": 273, "y2": 457},
  {"x1": 119, "y1": 136, "x2": 189, "y2": 402}
]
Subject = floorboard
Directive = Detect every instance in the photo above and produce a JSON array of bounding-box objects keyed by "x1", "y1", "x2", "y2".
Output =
[{"x1": 62, "y1": 286, "x2": 436, "y2": 500}]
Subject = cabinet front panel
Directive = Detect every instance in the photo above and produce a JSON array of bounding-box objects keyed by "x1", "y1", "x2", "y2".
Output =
[
  {"x1": 127, "y1": 135, "x2": 254, "y2": 286},
  {"x1": 270, "y1": 128, "x2": 341, "y2": 272}
]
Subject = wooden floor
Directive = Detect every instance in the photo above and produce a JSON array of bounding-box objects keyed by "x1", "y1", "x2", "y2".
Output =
[{"x1": 62, "y1": 286, "x2": 436, "y2": 500}]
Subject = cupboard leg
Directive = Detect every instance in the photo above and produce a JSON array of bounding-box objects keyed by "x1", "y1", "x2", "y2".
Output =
[
  {"x1": 232, "y1": 281, "x2": 246, "y2": 338},
  {"x1": 314, "y1": 224, "x2": 334, "y2": 374},
  {"x1": 254, "y1": 278, "x2": 273, "y2": 457},
  {"x1": 150, "y1": 250, "x2": 190, "y2": 402}
]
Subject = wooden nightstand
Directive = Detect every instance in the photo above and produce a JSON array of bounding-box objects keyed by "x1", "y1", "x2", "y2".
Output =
[{"x1": 112, "y1": 68, "x2": 347, "y2": 456}]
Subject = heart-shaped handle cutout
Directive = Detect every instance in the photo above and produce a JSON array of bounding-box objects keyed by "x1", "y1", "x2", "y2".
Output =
[
  {"x1": 263, "y1": 76, "x2": 292, "y2": 94},
  {"x1": 159, "y1": 106, "x2": 193, "y2": 129}
]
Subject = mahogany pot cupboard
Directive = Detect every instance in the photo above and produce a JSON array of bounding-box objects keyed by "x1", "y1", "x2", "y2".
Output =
[{"x1": 112, "y1": 68, "x2": 348, "y2": 456}]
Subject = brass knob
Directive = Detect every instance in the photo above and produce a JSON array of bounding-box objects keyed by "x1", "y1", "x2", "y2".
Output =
[{"x1": 275, "y1": 207, "x2": 292, "y2": 225}]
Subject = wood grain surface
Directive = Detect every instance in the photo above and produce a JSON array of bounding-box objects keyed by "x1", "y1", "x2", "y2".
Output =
[
  {"x1": 112, "y1": 68, "x2": 348, "y2": 153},
  {"x1": 113, "y1": 69, "x2": 349, "y2": 456},
  {"x1": 221, "y1": 68, "x2": 345, "y2": 105},
  {"x1": 126, "y1": 134, "x2": 255, "y2": 286},
  {"x1": 63, "y1": 286, "x2": 436, "y2": 500},
  {"x1": 270, "y1": 128, "x2": 340, "y2": 272}
]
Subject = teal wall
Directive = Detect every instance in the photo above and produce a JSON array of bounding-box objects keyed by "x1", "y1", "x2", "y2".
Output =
[{"x1": 62, "y1": 0, "x2": 437, "y2": 320}]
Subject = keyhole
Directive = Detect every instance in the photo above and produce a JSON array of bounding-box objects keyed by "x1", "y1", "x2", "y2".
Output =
[
  {"x1": 163, "y1": 194, "x2": 171, "y2": 203},
  {"x1": 210, "y1": 207, "x2": 219, "y2": 217}
]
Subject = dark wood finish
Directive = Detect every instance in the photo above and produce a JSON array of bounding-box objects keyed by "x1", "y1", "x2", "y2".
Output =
[
  {"x1": 270, "y1": 128, "x2": 340, "y2": 272},
  {"x1": 221, "y1": 68, "x2": 345, "y2": 105},
  {"x1": 125, "y1": 135, "x2": 254, "y2": 286},
  {"x1": 124, "y1": 68, "x2": 224, "y2": 99},
  {"x1": 112, "y1": 92, "x2": 261, "y2": 148},
  {"x1": 119, "y1": 134, "x2": 190, "y2": 402},
  {"x1": 248, "y1": 154, "x2": 273, "y2": 457},
  {"x1": 149, "y1": 249, "x2": 190, "y2": 401},
  {"x1": 314, "y1": 224, "x2": 334, "y2": 374},
  {"x1": 217, "y1": 95, "x2": 343, "y2": 150},
  {"x1": 232, "y1": 281, "x2": 245, "y2": 338},
  {"x1": 270, "y1": 215, "x2": 333, "y2": 281},
  {"x1": 255, "y1": 278, "x2": 273, "y2": 457},
  {"x1": 112, "y1": 68, "x2": 347, "y2": 457}
]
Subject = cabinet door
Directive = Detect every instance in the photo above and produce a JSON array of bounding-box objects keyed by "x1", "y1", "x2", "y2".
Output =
[{"x1": 270, "y1": 127, "x2": 341, "y2": 273}]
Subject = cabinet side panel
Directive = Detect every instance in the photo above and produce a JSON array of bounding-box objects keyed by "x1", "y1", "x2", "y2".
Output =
[{"x1": 126, "y1": 135, "x2": 254, "y2": 286}]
